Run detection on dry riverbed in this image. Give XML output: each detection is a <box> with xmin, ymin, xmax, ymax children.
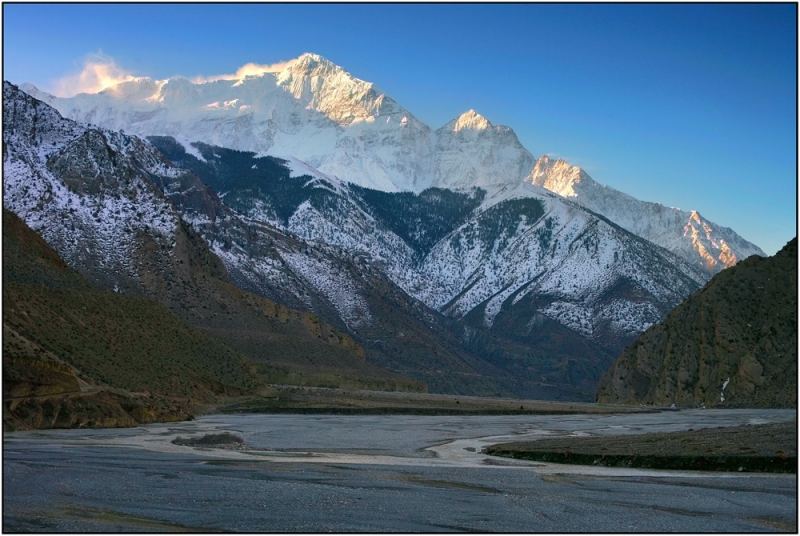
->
<box><xmin>5</xmin><ymin>409</ymin><xmax>796</xmax><ymax>532</ymax></box>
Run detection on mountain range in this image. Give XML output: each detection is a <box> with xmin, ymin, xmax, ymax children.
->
<box><xmin>4</xmin><ymin>53</ymin><xmax>768</xmax><ymax>405</ymax></box>
<box><xmin>21</xmin><ymin>52</ymin><xmax>764</xmax><ymax>275</ymax></box>
<box><xmin>2</xmin><ymin>81</ymin><xmax>588</xmax><ymax>400</ymax></box>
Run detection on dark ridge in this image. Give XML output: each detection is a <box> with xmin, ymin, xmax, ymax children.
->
<box><xmin>596</xmin><ymin>237</ymin><xmax>797</xmax><ymax>408</ymax></box>
<box><xmin>350</xmin><ymin>185</ymin><xmax>485</xmax><ymax>258</ymax></box>
<box><xmin>487</xmin><ymin>421</ymin><xmax>797</xmax><ymax>473</ymax></box>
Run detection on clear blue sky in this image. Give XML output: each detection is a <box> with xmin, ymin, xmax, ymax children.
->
<box><xmin>4</xmin><ymin>3</ymin><xmax>796</xmax><ymax>254</ymax></box>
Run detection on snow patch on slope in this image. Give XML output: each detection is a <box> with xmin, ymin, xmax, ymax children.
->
<box><xmin>3</xmin><ymin>83</ymin><xmax>178</xmax><ymax>292</ymax></box>
<box><xmin>281</xmin><ymin>251</ymin><xmax>372</xmax><ymax>330</ymax></box>
<box><xmin>175</xmin><ymin>136</ymin><xmax>207</xmax><ymax>162</ymax></box>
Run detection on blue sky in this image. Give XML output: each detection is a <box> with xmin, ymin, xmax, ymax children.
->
<box><xmin>4</xmin><ymin>3</ymin><xmax>796</xmax><ymax>254</ymax></box>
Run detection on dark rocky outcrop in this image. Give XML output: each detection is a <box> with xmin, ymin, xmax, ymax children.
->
<box><xmin>596</xmin><ymin>238</ymin><xmax>797</xmax><ymax>408</ymax></box>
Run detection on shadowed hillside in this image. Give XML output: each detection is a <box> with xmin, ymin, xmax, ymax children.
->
<box><xmin>596</xmin><ymin>238</ymin><xmax>797</xmax><ymax>408</ymax></box>
<box><xmin>3</xmin><ymin>208</ymin><xmax>262</xmax><ymax>430</ymax></box>
<box><xmin>3</xmin><ymin>205</ymin><xmax>424</xmax><ymax>431</ymax></box>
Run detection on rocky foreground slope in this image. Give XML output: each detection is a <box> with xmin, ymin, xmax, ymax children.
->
<box><xmin>3</xmin><ymin>208</ymin><xmax>259</xmax><ymax>430</ymax></box>
<box><xmin>596</xmin><ymin>238</ymin><xmax>797</xmax><ymax>408</ymax></box>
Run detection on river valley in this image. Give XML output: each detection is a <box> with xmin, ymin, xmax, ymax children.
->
<box><xmin>4</xmin><ymin>409</ymin><xmax>796</xmax><ymax>532</ymax></box>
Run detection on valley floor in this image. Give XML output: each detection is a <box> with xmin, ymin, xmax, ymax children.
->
<box><xmin>4</xmin><ymin>408</ymin><xmax>796</xmax><ymax>532</ymax></box>
<box><xmin>210</xmin><ymin>385</ymin><xmax>652</xmax><ymax>416</ymax></box>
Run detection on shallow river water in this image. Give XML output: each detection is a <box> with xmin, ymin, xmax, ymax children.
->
<box><xmin>4</xmin><ymin>408</ymin><xmax>796</xmax><ymax>532</ymax></box>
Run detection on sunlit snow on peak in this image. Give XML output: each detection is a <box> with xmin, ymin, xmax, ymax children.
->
<box><xmin>144</xmin><ymin>80</ymin><xmax>168</xmax><ymax>103</ymax></box>
<box><xmin>528</xmin><ymin>155</ymin><xmax>760</xmax><ymax>273</ymax></box>
<box><xmin>452</xmin><ymin>110</ymin><xmax>491</xmax><ymax>132</ymax></box>
<box><xmin>296</xmin><ymin>52</ymin><xmax>328</xmax><ymax>63</ymax></box>
<box><xmin>526</xmin><ymin>155</ymin><xmax>584</xmax><ymax>198</ymax></box>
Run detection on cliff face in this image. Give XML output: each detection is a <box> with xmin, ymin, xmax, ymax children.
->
<box><xmin>596</xmin><ymin>238</ymin><xmax>797</xmax><ymax>408</ymax></box>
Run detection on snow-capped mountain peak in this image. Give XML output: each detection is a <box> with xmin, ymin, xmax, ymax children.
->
<box><xmin>527</xmin><ymin>154</ymin><xmax>588</xmax><ymax>198</ymax></box>
<box><xmin>100</xmin><ymin>76</ymin><xmax>168</xmax><ymax>103</ymax></box>
<box><xmin>274</xmin><ymin>52</ymin><xmax>393</xmax><ymax>126</ymax></box>
<box><xmin>431</xmin><ymin>110</ymin><xmax>535</xmax><ymax>190</ymax></box>
<box><xmin>525</xmin><ymin>154</ymin><xmax>765</xmax><ymax>273</ymax></box>
<box><xmin>18</xmin><ymin>82</ymin><xmax>44</xmax><ymax>97</ymax></box>
<box><xmin>451</xmin><ymin>109</ymin><xmax>492</xmax><ymax>132</ymax></box>
<box><xmin>289</xmin><ymin>52</ymin><xmax>339</xmax><ymax>74</ymax></box>
<box><xmin>18</xmin><ymin>54</ymin><xmax>537</xmax><ymax>194</ymax></box>
<box><xmin>16</xmin><ymin>82</ymin><xmax>57</xmax><ymax>106</ymax></box>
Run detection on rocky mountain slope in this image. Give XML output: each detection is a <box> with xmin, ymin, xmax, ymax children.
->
<box><xmin>147</xmin><ymin>135</ymin><xmax>709</xmax><ymax>360</ymax></box>
<box><xmin>527</xmin><ymin>155</ymin><xmax>765</xmax><ymax>274</ymax></box>
<box><xmin>140</xmin><ymin>136</ymin><xmax>623</xmax><ymax>399</ymax></box>
<box><xmin>3</xmin><ymin>208</ymin><xmax>260</xmax><ymax>430</ymax></box>
<box><xmin>596</xmin><ymin>238</ymin><xmax>796</xmax><ymax>408</ymax></box>
<box><xmin>5</xmin><ymin>81</ymin><xmax>696</xmax><ymax>401</ymax></box>
<box><xmin>3</xmin><ymin>81</ymin><xmax>425</xmax><ymax>396</ymax></box>
<box><xmin>8</xmin><ymin>81</ymin><xmax>616</xmax><ymax>400</ymax></box>
<box><xmin>20</xmin><ymin>52</ymin><xmax>764</xmax><ymax>274</ymax></box>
